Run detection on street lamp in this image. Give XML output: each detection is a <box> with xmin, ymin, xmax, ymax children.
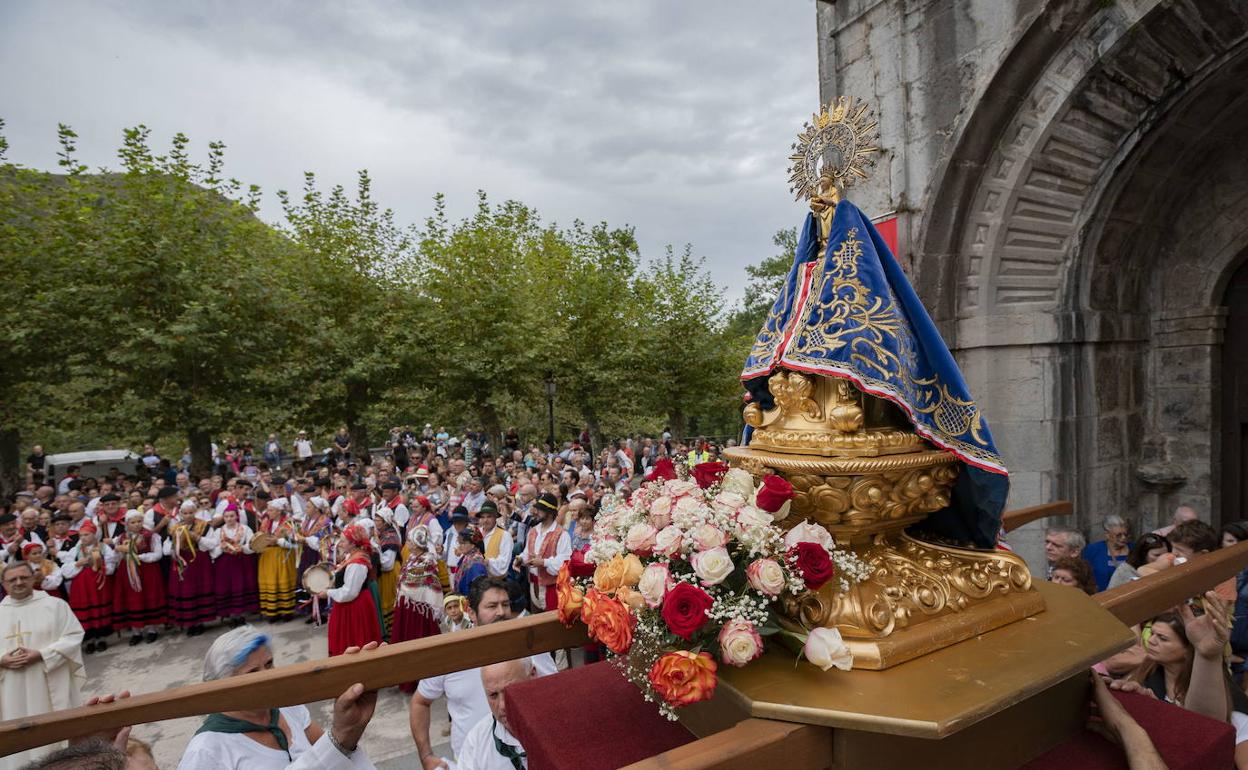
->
<box><xmin>544</xmin><ymin>371</ymin><xmax>557</xmax><ymax>452</ymax></box>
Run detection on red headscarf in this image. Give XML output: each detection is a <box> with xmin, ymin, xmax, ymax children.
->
<box><xmin>342</xmin><ymin>523</ymin><xmax>372</xmax><ymax>551</ymax></box>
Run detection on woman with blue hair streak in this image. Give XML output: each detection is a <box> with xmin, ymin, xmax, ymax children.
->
<box><xmin>177</xmin><ymin>625</ymin><xmax>381</xmax><ymax>769</ymax></box>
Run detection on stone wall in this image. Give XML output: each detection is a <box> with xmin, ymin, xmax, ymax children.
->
<box><xmin>816</xmin><ymin>0</ymin><xmax>1248</xmax><ymax>570</ymax></box>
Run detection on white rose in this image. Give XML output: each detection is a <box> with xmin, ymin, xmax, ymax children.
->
<box><xmin>718</xmin><ymin>618</ymin><xmax>764</xmax><ymax>667</ymax></box>
<box><xmin>720</xmin><ymin>468</ymin><xmax>756</xmax><ymax>500</ymax></box>
<box><xmin>804</xmin><ymin>627</ymin><xmax>853</xmax><ymax>671</ymax></box>
<box><xmin>687</xmin><ymin>522</ymin><xmax>729</xmax><ymax>551</ymax></box>
<box><xmin>783</xmin><ymin>520</ymin><xmax>834</xmax><ymax>551</ymax></box>
<box><xmin>653</xmin><ymin>525</ymin><xmax>685</xmax><ymax>558</ymax></box>
<box><xmin>734</xmin><ymin>504</ymin><xmax>772</xmax><ymax>534</ymax></box>
<box><xmin>637</xmin><ymin>562</ymin><xmax>673</xmax><ymax>608</ymax></box>
<box><xmin>691</xmin><ymin>546</ymin><xmax>734</xmax><ymax>586</ymax></box>
<box><xmin>664</xmin><ymin>479</ymin><xmax>697</xmax><ymax>497</ymax></box>
<box><xmin>674</xmin><ymin>496</ymin><xmax>703</xmax><ymax>516</ymax></box>
<box><xmin>746</xmin><ymin>558</ymin><xmax>786</xmax><ymax>597</ymax></box>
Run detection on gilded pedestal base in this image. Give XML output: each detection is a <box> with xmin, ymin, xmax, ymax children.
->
<box><xmin>680</xmin><ymin>582</ymin><xmax>1136</xmax><ymax>769</ymax></box>
<box><xmin>781</xmin><ymin>532</ymin><xmax>1045</xmax><ymax>670</ymax></box>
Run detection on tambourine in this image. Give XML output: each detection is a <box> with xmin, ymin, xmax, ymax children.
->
<box><xmin>249</xmin><ymin>532</ymin><xmax>276</xmax><ymax>553</ymax></box>
<box><xmin>302</xmin><ymin>563</ymin><xmax>334</xmax><ymax>594</ymax></box>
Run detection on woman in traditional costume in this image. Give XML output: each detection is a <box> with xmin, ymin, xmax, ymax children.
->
<box><xmin>295</xmin><ymin>496</ymin><xmax>333</xmax><ymax>626</ymax></box>
<box><xmin>374</xmin><ymin>508</ymin><xmax>402</xmax><ymax>634</ymax></box>
<box><xmin>21</xmin><ymin>542</ymin><xmax>65</xmax><ymax>598</ymax></box>
<box><xmin>164</xmin><ymin>499</ymin><xmax>219</xmax><ymax>636</ymax></box>
<box><xmin>211</xmin><ymin>505</ymin><xmax>259</xmax><ymax>628</ymax></box>
<box><xmin>321</xmin><ymin>523</ymin><xmax>382</xmax><ymax>657</ymax></box>
<box><xmin>113</xmin><ymin>509</ymin><xmax>168</xmax><ymax>645</ymax></box>
<box><xmin>452</xmin><ymin>525</ymin><xmax>488</xmax><ymax>599</ymax></box>
<box><xmin>391</xmin><ymin>525</ymin><xmax>442</xmax><ymax>693</ymax></box>
<box><xmin>60</xmin><ymin>520</ymin><xmax>117</xmax><ymax>653</ymax></box>
<box><xmin>256</xmin><ymin>500</ymin><xmax>299</xmax><ymax>621</ymax></box>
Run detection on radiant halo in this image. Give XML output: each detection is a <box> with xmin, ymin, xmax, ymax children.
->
<box><xmin>788</xmin><ymin>96</ymin><xmax>881</xmax><ymax>201</ymax></box>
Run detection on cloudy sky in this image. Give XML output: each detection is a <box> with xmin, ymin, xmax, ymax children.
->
<box><xmin>1</xmin><ymin>1</ymin><xmax>819</xmax><ymax>304</ymax></box>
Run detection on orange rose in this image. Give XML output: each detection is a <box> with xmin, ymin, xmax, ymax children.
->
<box><xmin>593</xmin><ymin>553</ymin><xmax>645</xmax><ymax>595</ymax></box>
<box><xmin>616</xmin><ymin>586</ymin><xmax>647</xmax><ymax>611</ymax></box>
<box><xmin>556</xmin><ymin>564</ymin><xmax>584</xmax><ymax>627</ymax></box>
<box><xmin>582</xmin><ymin>588</ymin><xmax>634</xmax><ymax>654</ymax></box>
<box><xmin>648</xmin><ymin>650</ymin><xmax>718</xmax><ymax>708</ymax></box>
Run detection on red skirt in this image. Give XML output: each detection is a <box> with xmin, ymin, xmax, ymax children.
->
<box><xmin>167</xmin><ymin>553</ymin><xmax>217</xmax><ymax>627</ymax></box>
<box><xmin>68</xmin><ymin>568</ymin><xmax>113</xmax><ymax>632</ymax></box>
<box><xmin>328</xmin><ymin>593</ymin><xmax>382</xmax><ymax>657</ymax></box>
<box><xmin>391</xmin><ymin>599</ymin><xmax>440</xmax><ymax>692</ymax></box>
<box><xmin>113</xmin><ymin>561</ymin><xmax>167</xmax><ymax>629</ymax></box>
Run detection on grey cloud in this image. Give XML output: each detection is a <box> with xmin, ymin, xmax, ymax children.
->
<box><xmin>1</xmin><ymin>1</ymin><xmax>820</xmax><ymax>303</ymax></box>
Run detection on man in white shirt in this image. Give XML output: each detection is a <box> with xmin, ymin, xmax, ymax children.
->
<box><xmin>409</xmin><ymin>578</ymin><xmax>556</xmax><ymax>769</ymax></box>
<box><xmin>477</xmin><ymin>503</ymin><xmax>513</xmax><ymax>578</ymax></box>
<box><xmin>457</xmin><ymin>659</ymin><xmax>532</xmax><ymax>770</ymax></box>
<box><xmin>295</xmin><ymin>431</ymin><xmax>314</xmax><ymax>463</ymax></box>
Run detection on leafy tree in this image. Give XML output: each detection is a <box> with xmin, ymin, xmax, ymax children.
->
<box><xmin>726</xmin><ymin>227</ymin><xmax>798</xmax><ymax>338</ymax></box>
<box><xmin>278</xmin><ymin>170</ymin><xmax>426</xmax><ymax>455</ymax></box>
<box><xmin>77</xmin><ymin>127</ymin><xmax>311</xmax><ymax>476</ymax></box>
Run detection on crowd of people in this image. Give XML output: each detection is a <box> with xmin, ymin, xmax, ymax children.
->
<box><xmin>1039</xmin><ymin>504</ymin><xmax>1248</xmax><ymax>767</ymax></box>
<box><xmin>0</xmin><ymin>428</ymin><xmax>728</xmax><ymax>770</ymax></box>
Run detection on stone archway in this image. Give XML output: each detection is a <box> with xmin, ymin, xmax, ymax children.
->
<box><xmin>908</xmin><ymin>0</ymin><xmax>1248</xmax><ymax>551</ymax></box>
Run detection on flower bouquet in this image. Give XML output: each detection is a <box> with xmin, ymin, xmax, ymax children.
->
<box><xmin>557</xmin><ymin>461</ymin><xmax>870</xmax><ymax>718</ymax></box>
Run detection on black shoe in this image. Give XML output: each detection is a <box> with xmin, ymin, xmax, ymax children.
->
<box><xmin>129</xmin><ymin>635</ymin><xmax>142</xmax><ymax>646</ymax></box>
<box><xmin>84</xmin><ymin>640</ymin><xmax>97</xmax><ymax>654</ymax></box>
<box><xmin>145</xmin><ymin>631</ymin><xmax>158</xmax><ymax>644</ymax></box>
<box><xmin>187</xmin><ymin>625</ymin><xmax>202</xmax><ymax>637</ymax></box>
<box><xmin>304</xmin><ymin>616</ymin><xmax>315</xmax><ymax>625</ymax></box>
<box><xmin>96</xmin><ymin>639</ymin><xmax>108</xmax><ymax>652</ymax></box>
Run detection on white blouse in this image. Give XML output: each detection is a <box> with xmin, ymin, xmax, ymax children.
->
<box><xmin>176</xmin><ymin>705</ymin><xmax>374</xmax><ymax>770</ymax></box>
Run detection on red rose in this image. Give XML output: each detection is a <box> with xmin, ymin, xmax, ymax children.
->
<box><xmin>661</xmin><ymin>582</ymin><xmax>714</xmax><ymax>640</ymax></box>
<box><xmin>790</xmin><ymin>542</ymin><xmax>835</xmax><ymax>590</ymax></box>
<box><xmin>755</xmin><ymin>474</ymin><xmax>794</xmax><ymax>513</ymax></box>
<box><xmin>692</xmin><ymin>462</ymin><xmax>729</xmax><ymax>489</ymax></box>
<box><xmin>645</xmin><ymin>457</ymin><xmax>677</xmax><ymax>483</ymax></box>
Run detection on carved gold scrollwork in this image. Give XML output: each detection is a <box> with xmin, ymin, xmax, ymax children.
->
<box><xmin>791</xmin><ymin>533</ymin><xmax>1035</xmax><ymax>641</ymax></box>
<box><xmin>782</xmin><ymin>463</ymin><xmax>957</xmax><ymax>528</ymax></box>
<box><xmin>768</xmin><ymin>370</ymin><xmax>823</xmax><ymax>421</ymax></box>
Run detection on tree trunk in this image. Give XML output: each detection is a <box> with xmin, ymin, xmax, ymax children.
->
<box><xmin>583</xmin><ymin>403</ymin><xmax>603</xmax><ymax>461</ymax></box>
<box><xmin>345</xmin><ymin>381</ymin><xmax>371</xmax><ymax>462</ymax></box>
<box><xmin>188</xmin><ymin>428</ymin><xmax>213</xmax><ymax>479</ymax></box>
<box><xmin>0</xmin><ymin>426</ymin><xmax>21</xmax><ymax>500</ymax></box>
<box><xmin>667</xmin><ymin>406</ymin><xmax>687</xmax><ymax>442</ymax></box>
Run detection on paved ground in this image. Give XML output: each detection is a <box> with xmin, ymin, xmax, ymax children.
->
<box><xmin>83</xmin><ymin>619</ymin><xmax>451</xmax><ymax>769</ymax></box>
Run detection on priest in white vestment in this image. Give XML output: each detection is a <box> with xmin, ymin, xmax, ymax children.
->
<box><xmin>0</xmin><ymin>561</ymin><xmax>86</xmax><ymax>769</ymax></box>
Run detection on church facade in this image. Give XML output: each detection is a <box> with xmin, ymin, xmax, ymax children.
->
<box><xmin>815</xmin><ymin>0</ymin><xmax>1248</xmax><ymax>566</ymax></box>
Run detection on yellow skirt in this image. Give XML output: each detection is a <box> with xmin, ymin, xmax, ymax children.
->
<box><xmin>378</xmin><ymin>565</ymin><xmax>398</xmax><ymax>633</ymax></box>
<box><xmin>257</xmin><ymin>547</ymin><xmax>298</xmax><ymax>618</ymax></box>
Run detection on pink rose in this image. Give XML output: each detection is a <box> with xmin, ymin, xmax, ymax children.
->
<box><xmin>718</xmin><ymin>618</ymin><xmax>764</xmax><ymax>667</ymax></box>
<box><xmin>649</xmin><ymin>496</ymin><xmax>674</xmax><ymax>529</ymax></box>
<box><xmin>687</xmin><ymin>523</ymin><xmax>729</xmax><ymax>552</ymax></box>
<box><xmin>746</xmin><ymin>558</ymin><xmax>786</xmax><ymax>597</ymax></box>
<box><xmin>624</xmin><ymin>522</ymin><xmax>658</xmax><ymax>554</ymax></box>
<box><xmin>654</xmin><ymin>525</ymin><xmax>685</xmax><ymax>558</ymax></box>
<box><xmin>637</xmin><ymin>562</ymin><xmax>674</xmax><ymax>608</ymax></box>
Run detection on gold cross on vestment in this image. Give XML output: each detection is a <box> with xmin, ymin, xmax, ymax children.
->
<box><xmin>5</xmin><ymin>620</ymin><xmax>31</xmax><ymax>651</ymax></box>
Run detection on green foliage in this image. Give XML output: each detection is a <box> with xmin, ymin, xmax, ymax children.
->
<box><xmin>1</xmin><ymin>120</ymin><xmax>755</xmax><ymax>480</ymax></box>
<box><xmin>726</xmin><ymin>227</ymin><xmax>797</xmax><ymax>339</ymax></box>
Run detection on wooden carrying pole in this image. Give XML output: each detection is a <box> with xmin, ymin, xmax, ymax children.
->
<box><xmin>0</xmin><ymin>612</ymin><xmax>588</xmax><ymax>757</ymax></box>
<box><xmin>1001</xmin><ymin>500</ymin><xmax>1072</xmax><ymax>533</ymax></box>
<box><xmin>1094</xmin><ymin>540</ymin><xmax>1248</xmax><ymax>627</ymax></box>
